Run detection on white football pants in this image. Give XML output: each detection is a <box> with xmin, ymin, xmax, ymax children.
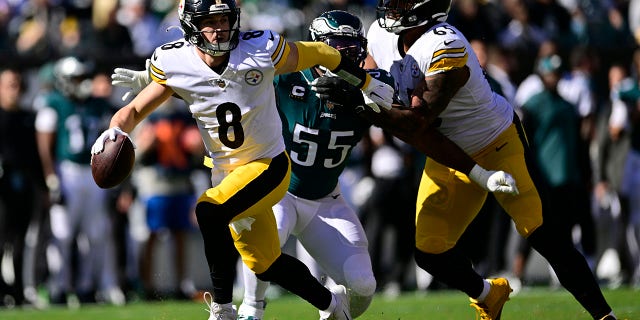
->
<box><xmin>47</xmin><ymin>160</ymin><xmax>118</xmax><ymax>296</ymax></box>
<box><xmin>241</xmin><ymin>186</ymin><xmax>375</xmax><ymax>317</ymax></box>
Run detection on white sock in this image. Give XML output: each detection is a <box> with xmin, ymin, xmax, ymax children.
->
<box><xmin>475</xmin><ymin>280</ymin><xmax>491</xmax><ymax>302</ymax></box>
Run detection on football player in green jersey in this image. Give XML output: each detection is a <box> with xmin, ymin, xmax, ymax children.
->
<box><xmin>236</xmin><ymin>11</ymin><xmax>380</xmax><ymax>319</ymax></box>
<box><xmin>35</xmin><ymin>56</ymin><xmax>124</xmax><ymax>305</ymax></box>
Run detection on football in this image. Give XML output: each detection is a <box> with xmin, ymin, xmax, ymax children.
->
<box><xmin>91</xmin><ymin>134</ymin><xmax>135</xmax><ymax>189</ymax></box>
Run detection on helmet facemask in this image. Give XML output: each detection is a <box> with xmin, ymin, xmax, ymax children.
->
<box><xmin>324</xmin><ymin>36</ymin><xmax>367</xmax><ymax>67</ymax></box>
<box><xmin>178</xmin><ymin>0</ymin><xmax>241</xmax><ymax>57</ymax></box>
<box><xmin>377</xmin><ymin>0</ymin><xmax>451</xmax><ymax>34</ymax></box>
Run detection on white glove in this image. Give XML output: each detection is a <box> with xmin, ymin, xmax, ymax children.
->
<box><xmin>361</xmin><ymin>76</ymin><xmax>394</xmax><ymax>112</ymax></box>
<box><xmin>468</xmin><ymin>164</ymin><xmax>519</xmax><ymax>195</ymax></box>
<box><xmin>91</xmin><ymin>127</ymin><xmax>136</xmax><ymax>155</ymax></box>
<box><xmin>361</xmin><ymin>92</ymin><xmax>380</xmax><ymax>113</ymax></box>
<box><xmin>111</xmin><ymin>59</ymin><xmax>151</xmax><ymax>101</ymax></box>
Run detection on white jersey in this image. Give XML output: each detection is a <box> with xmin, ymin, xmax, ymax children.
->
<box><xmin>367</xmin><ymin>22</ymin><xmax>513</xmax><ymax>155</ymax></box>
<box><xmin>149</xmin><ymin>30</ymin><xmax>288</xmax><ymax>171</ymax></box>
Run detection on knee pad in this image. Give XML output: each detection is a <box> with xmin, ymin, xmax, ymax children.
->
<box><xmin>349</xmin><ymin>293</ymin><xmax>373</xmax><ymax>318</ymax></box>
<box><xmin>343</xmin><ymin>254</ymin><xmax>376</xmax><ymax>297</ymax></box>
<box><xmin>343</xmin><ymin>253</ymin><xmax>375</xmax><ymax>318</ymax></box>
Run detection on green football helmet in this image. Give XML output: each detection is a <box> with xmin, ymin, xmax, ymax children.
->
<box><xmin>309</xmin><ymin>10</ymin><xmax>368</xmax><ymax>66</ymax></box>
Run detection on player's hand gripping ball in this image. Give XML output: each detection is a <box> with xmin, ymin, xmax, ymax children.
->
<box><xmin>91</xmin><ymin>128</ymin><xmax>136</xmax><ymax>189</ymax></box>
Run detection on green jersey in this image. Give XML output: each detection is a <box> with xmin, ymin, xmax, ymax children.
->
<box><xmin>522</xmin><ymin>90</ymin><xmax>581</xmax><ymax>187</ymax></box>
<box><xmin>274</xmin><ymin>68</ymin><xmax>391</xmax><ymax>200</ymax></box>
<box><xmin>618</xmin><ymin>79</ymin><xmax>640</xmax><ymax>151</ymax></box>
<box><xmin>45</xmin><ymin>91</ymin><xmax>114</xmax><ymax>164</ymax></box>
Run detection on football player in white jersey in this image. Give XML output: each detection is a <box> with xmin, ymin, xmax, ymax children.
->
<box><xmin>90</xmin><ymin>0</ymin><xmax>395</xmax><ymax>319</ymax></box>
<box><xmin>315</xmin><ymin>0</ymin><xmax>617</xmax><ymax>319</ymax></box>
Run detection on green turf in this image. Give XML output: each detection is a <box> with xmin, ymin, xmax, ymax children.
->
<box><xmin>1</xmin><ymin>287</ymin><xmax>638</xmax><ymax>319</ymax></box>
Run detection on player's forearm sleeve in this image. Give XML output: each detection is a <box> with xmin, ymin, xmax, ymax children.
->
<box><xmin>293</xmin><ymin>41</ymin><xmax>371</xmax><ymax>89</ymax></box>
<box><xmin>294</xmin><ymin>41</ymin><xmax>341</xmax><ymax>71</ymax></box>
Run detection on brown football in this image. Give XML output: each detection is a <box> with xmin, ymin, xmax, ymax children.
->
<box><xmin>91</xmin><ymin>134</ymin><xmax>135</xmax><ymax>189</ymax></box>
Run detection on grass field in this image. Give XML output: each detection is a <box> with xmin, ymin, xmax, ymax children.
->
<box><xmin>1</xmin><ymin>287</ymin><xmax>638</xmax><ymax>319</ymax></box>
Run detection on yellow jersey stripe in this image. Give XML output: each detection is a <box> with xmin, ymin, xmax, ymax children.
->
<box><xmin>431</xmin><ymin>46</ymin><xmax>467</xmax><ymax>71</ymax></box>
<box><xmin>149</xmin><ymin>62</ymin><xmax>167</xmax><ymax>85</ymax></box>
<box><xmin>429</xmin><ymin>46</ymin><xmax>468</xmax><ymax>73</ymax></box>
<box><xmin>271</xmin><ymin>36</ymin><xmax>285</xmax><ymax>61</ymax></box>
<box><xmin>271</xmin><ymin>37</ymin><xmax>289</xmax><ymax>68</ymax></box>
<box><xmin>428</xmin><ymin>54</ymin><xmax>469</xmax><ymax>73</ymax></box>
<box><xmin>433</xmin><ymin>47</ymin><xmax>466</xmax><ymax>59</ymax></box>
<box><xmin>203</xmin><ymin>156</ymin><xmax>213</xmax><ymax>168</ymax></box>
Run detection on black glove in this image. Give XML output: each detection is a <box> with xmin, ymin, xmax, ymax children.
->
<box><xmin>311</xmin><ymin>76</ymin><xmax>365</xmax><ymax>109</ymax></box>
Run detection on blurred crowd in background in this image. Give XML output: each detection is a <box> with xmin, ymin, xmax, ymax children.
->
<box><xmin>1</xmin><ymin>0</ymin><xmax>640</xmax><ymax>310</ymax></box>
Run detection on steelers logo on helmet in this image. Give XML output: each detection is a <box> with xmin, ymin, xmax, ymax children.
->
<box><xmin>178</xmin><ymin>0</ymin><xmax>241</xmax><ymax>57</ymax></box>
<box><xmin>377</xmin><ymin>0</ymin><xmax>452</xmax><ymax>34</ymax></box>
<box><xmin>309</xmin><ymin>10</ymin><xmax>368</xmax><ymax>66</ymax></box>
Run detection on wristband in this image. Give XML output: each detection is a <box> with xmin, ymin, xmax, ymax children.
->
<box><xmin>468</xmin><ymin>164</ymin><xmax>490</xmax><ymax>189</ymax></box>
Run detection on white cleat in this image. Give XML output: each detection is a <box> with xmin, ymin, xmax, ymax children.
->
<box><xmin>203</xmin><ymin>292</ymin><xmax>237</xmax><ymax>320</ymax></box>
<box><xmin>104</xmin><ymin>287</ymin><xmax>126</xmax><ymax>306</ymax></box>
<box><xmin>237</xmin><ymin>300</ymin><xmax>266</xmax><ymax>320</ymax></box>
<box><xmin>319</xmin><ymin>285</ymin><xmax>352</xmax><ymax>320</ymax></box>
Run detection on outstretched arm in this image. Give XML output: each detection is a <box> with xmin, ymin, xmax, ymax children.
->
<box><xmin>314</xmin><ymin>66</ymin><xmax>518</xmax><ymax>194</ymax></box>
<box><xmin>111</xmin><ymin>41</ymin><xmax>393</xmax><ymax>112</ymax></box>
<box><xmin>357</xmin><ymin>105</ymin><xmax>517</xmax><ymax>194</ymax></box>
<box><xmin>277</xmin><ymin>40</ymin><xmax>394</xmax><ymax>111</ymax></box>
